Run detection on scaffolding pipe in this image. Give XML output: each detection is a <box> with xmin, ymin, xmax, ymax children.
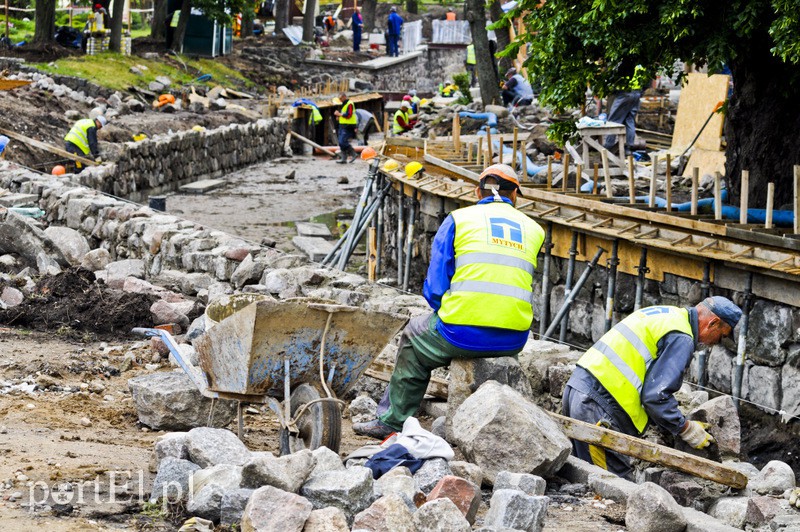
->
<box><xmin>634</xmin><ymin>247</ymin><xmax>648</xmax><ymax>311</ymax></box>
<box><xmin>334</xmin><ymin>183</ymin><xmax>393</xmax><ymax>268</ymax></box>
<box><xmin>732</xmin><ymin>272</ymin><xmax>753</xmax><ymax>409</ymax></box>
<box><xmin>697</xmin><ymin>262</ymin><xmax>712</xmax><ymax>388</ymax></box>
<box><xmin>560</xmin><ymin>231</ymin><xmax>580</xmax><ymax>343</ymax></box>
<box><xmin>402</xmin><ymin>195</ymin><xmax>418</xmax><ymax>291</ymax></box>
<box><xmin>604</xmin><ymin>240</ymin><xmax>619</xmax><ymax>332</ymax></box>
<box><xmin>544</xmin><ymin>247</ymin><xmax>606</xmax><ymax>341</ymax></box>
<box><xmin>375</xmin><ymin>174</ymin><xmax>384</xmax><ymax>276</ymax></box>
<box><xmin>397</xmin><ymin>184</ymin><xmax>405</xmax><ymax>283</ymax></box>
<box><xmin>538</xmin><ymin>221</ymin><xmax>554</xmax><ymax>338</ymax></box>
<box><xmin>337</xmin><ymin>169</ymin><xmax>375</xmax><ymax>270</ymax></box>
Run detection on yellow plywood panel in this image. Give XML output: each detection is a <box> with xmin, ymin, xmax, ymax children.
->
<box><xmin>682</xmin><ymin>148</ymin><xmax>726</xmax><ymax>178</ymax></box>
<box><xmin>671</xmin><ymin>73</ymin><xmax>730</xmax><ymax>152</ymax></box>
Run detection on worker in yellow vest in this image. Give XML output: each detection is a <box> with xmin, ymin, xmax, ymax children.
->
<box><xmin>465</xmin><ymin>43</ymin><xmax>476</xmax><ymax>87</ymax></box>
<box><xmin>64</xmin><ymin>115</ymin><xmax>106</xmax><ymax>171</ymax></box>
<box><xmin>333</xmin><ymin>92</ymin><xmax>358</xmax><ymax>163</ymax></box>
<box><xmin>562</xmin><ymin>296</ymin><xmax>742</xmax><ymax>479</ymax></box>
<box><xmin>392</xmin><ymin>101</ymin><xmax>415</xmax><ymax>135</ymax></box>
<box><xmin>353</xmin><ymin>164</ymin><xmax>545</xmax><ymax>439</ymax></box>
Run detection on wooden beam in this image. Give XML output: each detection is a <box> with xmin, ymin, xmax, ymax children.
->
<box><xmin>0</xmin><ymin>127</ymin><xmax>98</xmax><ymax>167</ymax></box>
<box><xmin>289</xmin><ymin>131</ymin><xmax>337</xmax><ymax>158</ymax></box>
<box><xmin>549</xmin><ymin>412</ymin><xmax>748</xmax><ymax>489</ymax></box>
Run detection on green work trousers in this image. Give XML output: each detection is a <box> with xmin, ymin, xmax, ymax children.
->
<box><xmin>378</xmin><ymin>312</ymin><xmax>523</xmax><ymax>430</ymax></box>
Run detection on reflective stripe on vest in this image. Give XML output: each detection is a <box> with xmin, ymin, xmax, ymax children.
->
<box><xmin>466</xmin><ymin>44</ymin><xmax>476</xmax><ymax>65</ymax></box>
<box><xmin>393</xmin><ymin>109</ymin><xmax>408</xmax><ymax>134</ymax></box>
<box><xmin>438</xmin><ymin>201</ymin><xmax>545</xmax><ymax>330</ymax></box>
<box><xmin>64</xmin><ymin>118</ymin><xmax>94</xmax><ymax>155</ymax></box>
<box><xmin>339</xmin><ymin>101</ymin><xmax>357</xmax><ymax>125</ymax></box>
<box><xmin>577</xmin><ymin>306</ymin><xmax>694</xmax><ymax>433</ymax></box>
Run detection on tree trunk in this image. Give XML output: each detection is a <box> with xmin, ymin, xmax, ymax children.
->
<box><xmin>274</xmin><ymin>0</ymin><xmax>289</xmax><ymax>32</ymax></box>
<box><xmin>33</xmin><ymin>0</ymin><xmax>56</xmax><ymax>44</ymax></box>
<box><xmin>405</xmin><ymin>0</ymin><xmax>417</xmax><ymax>15</ymax></box>
<box><xmin>362</xmin><ymin>0</ymin><xmax>376</xmax><ymax>32</ymax></box>
<box><xmin>465</xmin><ymin>0</ymin><xmax>500</xmax><ymax>105</ymax></box>
<box><xmin>242</xmin><ymin>5</ymin><xmax>254</xmax><ymax>37</ymax></box>
<box><xmin>725</xmin><ymin>35</ymin><xmax>800</xmax><ymax>212</ymax></box>
<box><xmin>151</xmin><ymin>0</ymin><xmax>167</xmax><ymax>39</ymax></box>
<box><xmin>109</xmin><ymin>0</ymin><xmax>125</xmax><ymax>52</ymax></box>
<box><xmin>488</xmin><ymin>0</ymin><xmax>511</xmax><ymax>75</ymax></box>
<box><xmin>302</xmin><ymin>0</ymin><xmax>317</xmax><ymax>42</ymax></box>
<box><xmin>170</xmin><ymin>0</ymin><xmax>191</xmax><ymax>51</ymax></box>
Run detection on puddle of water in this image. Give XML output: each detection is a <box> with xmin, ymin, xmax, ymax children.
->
<box><xmin>274</xmin><ymin>207</ymin><xmax>356</xmax><ymax>238</ymax></box>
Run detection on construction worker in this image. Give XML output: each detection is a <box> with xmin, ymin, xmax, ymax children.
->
<box><xmin>445</xmin><ymin>7</ymin><xmax>456</xmax><ymax>21</ymax></box>
<box><xmin>408</xmin><ymin>89</ymin><xmax>421</xmax><ymax>114</ymax></box>
<box><xmin>333</xmin><ymin>93</ymin><xmax>358</xmax><ymax>163</ymax></box>
<box><xmin>353</xmin><ymin>164</ymin><xmax>544</xmax><ymax>439</ymax></box>
<box><xmin>355</xmin><ymin>108</ymin><xmax>377</xmax><ymax>145</ymax></box>
<box><xmin>562</xmin><ymin>296</ymin><xmax>742</xmax><ymax>479</ymax></box>
<box><xmin>392</xmin><ymin>101</ymin><xmax>414</xmax><ymax>135</ymax></box>
<box><xmin>352</xmin><ymin>7</ymin><xmax>363</xmax><ymax>52</ymax></box>
<box><xmin>386</xmin><ymin>7</ymin><xmax>403</xmax><ymax>57</ymax></box>
<box><xmin>64</xmin><ymin>115</ymin><xmax>106</xmax><ymax>170</ymax></box>
<box><xmin>465</xmin><ymin>44</ymin><xmax>476</xmax><ymax>87</ymax></box>
<box><xmin>501</xmin><ymin>67</ymin><xmax>534</xmax><ymax>107</ymax></box>
<box><xmin>603</xmin><ymin>65</ymin><xmax>648</xmax><ymax>155</ymax></box>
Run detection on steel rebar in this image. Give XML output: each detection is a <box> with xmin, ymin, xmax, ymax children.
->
<box><xmin>732</xmin><ymin>272</ymin><xmax>753</xmax><ymax>409</ymax></box>
<box><xmin>538</xmin><ymin>222</ymin><xmax>554</xmax><ymax>337</ymax></box>
<box><xmin>559</xmin><ymin>231</ymin><xmax>580</xmax><ymax>343</ymax></box>
<box><xmin>634</xmin><ymin>248</ymin><xmax>648</xmax><ymax>311</ymax></box>
<box><xmin>402</xmin><ymin>196</ymin><xmax>418</xmax><ymax>291</ymax></box>
<box><xmin>697</xmin><ymin>261</ymin><xmax>712</xmax><ymax>388</ymax></box>
<box><xmin>604</xmin><ymin>240</ymin><xmax>619</xmax><ymax>333</ymax></box>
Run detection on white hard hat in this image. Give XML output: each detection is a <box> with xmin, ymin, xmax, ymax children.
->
<box><xmin>96</xmin><ymin>116</ymin><xmax>107</xmax><ymax>127</ymax></box>
<box><xmin>400</xmin><ymin>101</ymin><xmax>410</xmax><ymax>109</ymax></box>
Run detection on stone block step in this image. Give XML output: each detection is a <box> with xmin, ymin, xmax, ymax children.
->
<box><xmin>0</xmin><ymin>193</ymin><xmax>38</xmax><ymax>207</ymax></box>
<box><xmin>179</xmin><ymin>179</ymin><xmax>226</xmax><ymax>194</ymax></box>
<box><xmin>292</xmin><ymin>236</ymin><xmax>335</xmax><ymax>262</ymax></box>
<box><xmin>295</xmin><ymin>222</ymin><xmax>332</xmax><ymax>237</ymax></box>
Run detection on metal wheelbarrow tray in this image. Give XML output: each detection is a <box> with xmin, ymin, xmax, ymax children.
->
<box><xmin>135</xmin><ymin>298</ymin><xmax>407</xmax><ymax>454</ymax></box>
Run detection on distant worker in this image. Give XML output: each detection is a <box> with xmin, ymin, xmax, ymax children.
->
<box><xmin>64</xmin><ymin>116</ymin><xmax>106</xmax><ymax>170</ymax></box>
<box><xmin>603</xmin><ymin>66</ymin><xmax>647</xmax><ymax>156</ymax></box>
<box><xmin>333</xmin><ymin>93</ymin><xmax>358</xmax><ymax>163</ymax></box>
<box><xmin>352</xmin><ymin>7</ymin><xmax>363</xmax><ymax>52</ymax></box>
<box><xmin>392</xmin><ymin>101</ymin><xmax>415</xmax><ymax>135</ymax></box>
<box><xmin>387</xmin><ymin>7</ymin><xmax>403</xmax><ymax>57</ymax></box>
<box><xmin>438</xmin><ymin>81</ymin><xmax>457</xmax><ymax>97</ymax></box>
<box><xmin>355</xmin><ymin>108</ymin><xmax>378</xmax><ymax>146</ymax></box>
<box><xmin>562</xmin><ymin>297</ymin><xmax>742</xmax><ymax>479</ymax></box>
<box><xmin>445</xmin><ymin>7</ymin><xmax>456</xmax><ymax>21</ymax></box>
<box><xmin>408</xmin><ymin>89</ymin><xmax>421</xmax><ymax>113</ymax></box>
<box><xmin>501</xmin><ymin>67</ymin><xmax>534</xmax><ymax>107</ymax></box>
<box><xmin>353</xmin><ymin>164</ymin><xmax>545</xmax><ymax>439</ymax></box>
<box><xmin>323</xmin><ymin>11</ymin><xmax>336</xmax><ymax>35</ymax></box>
<box><xmin>465</xmin><ymin>43</ymin><xmax>476</xmax><ymax>87</ymax></box>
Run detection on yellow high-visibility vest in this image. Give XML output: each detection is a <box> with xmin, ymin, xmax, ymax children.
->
<box><xmin>338</xmin><ymin>100</ymin><xmax>357</xmax><ymax>125</ymax></box>
<box><xmin>393</xmin><ymin>108</ymin><xmax>409</xmax><ymax>134</ymax></box>
<box><xmin>64</xmin><ymin>118</ymin><xmax>95</xmax><ymax>155</ymax></box>
<box><xmin>308</xmin><ymin>106</ymin><xmax>323</xmax><ymax>125</ymax></box>
<box><xmin>438</xmin><ymin>200</ymin><xmax>544</xmax><ymax>330</ymax></box>
<box><xmin>466</xmin><ymin>44</ymin><xmax>476</xmax><ymax>65</ymax></box>
<box><xmin>577</xmin><ymin>306</ymin><xmax>694</xmax><ymax>433</ymax></box>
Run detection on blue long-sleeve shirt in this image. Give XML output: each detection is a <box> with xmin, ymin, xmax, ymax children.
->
<box><xmin>387</xmin><ymin>12</ymin><xmax>403</xmax><ymax>35</ymax></box>
<box><xmin>568</xmin><ymin>307</ymin><xmax>699</xmax><ymax>436</ymax></box>
<box><xmin>423</xmin><ymin>196</ymin><xmax>531</xmax><ymax>352</ymax></box>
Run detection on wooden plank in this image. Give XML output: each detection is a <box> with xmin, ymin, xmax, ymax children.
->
<box><xmin>289</xmin><ymin>131</ymin><xmax>337</xmax><ymax>158</ymax></box>
<box><xmin>565</xmin><ymin>141</ymin><xmax>583</xmax><ymax>166</ymax></box>
<box><xmin>585</xmin><ymin>135</ymin><xmax>625</xmax><ymax>169</ymax></box>
<box><xmin>549</xmin><ymin>412</ymin><xmax>748</xmax><ymax>489</ymax></box>
<box><xmin>0</xmin><ymin>79</ymin><xmax>32</xmax><ymax>90</ymax></box>
<box><xmin>671</xmin><ymin>73</ymin><xmax>729</xmax><ymax>152</ymax></box>
<box><xmin>423</xmin><ymin>153</ymin><xmax>481</xmax><ymax>181</ymax></box>
<box><xmin>0</xmin><ymin>127</ymin><xmax>98</xmax><ymax>167</ymax></box>
<box><xmin>682</xmin><ymin>148</ymin><xmax>725</xmax><ymax>178</ymax></box>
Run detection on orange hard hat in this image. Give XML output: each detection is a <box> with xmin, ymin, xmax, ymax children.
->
<box><xmin>360</xmin><ymin>146</ymin><xmax>378</xmax><ymax>160</ymax></box>
<box><xmin>158</xmin><ymin>94</ymin><xmax>176</xmax><ymax>104</ymax></box>
<box><xmin>51</xmin><ymin>165</ymin><xmax>66</xmax><ymax>176</ymax></box>
<box><xmin>479</xmin><ymin>163</ymin><xmax>522</xmax><ymax>195</ymax></box>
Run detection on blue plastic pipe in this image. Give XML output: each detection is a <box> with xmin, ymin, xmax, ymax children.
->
<box><xmin>459</xmin><ymin>111</ymin><xmax>498</xmax><ymax>128</ymax></box>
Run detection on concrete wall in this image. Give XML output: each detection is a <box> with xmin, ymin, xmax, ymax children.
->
<box><xmin>77</xmin><ymin>118</ymin><xmax>288</xmax><ymax>202</ymax></box>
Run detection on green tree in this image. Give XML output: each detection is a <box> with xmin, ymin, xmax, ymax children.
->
<box><xmin>33</xmin><ymin>0</ymin><xmax>56</xmax><ymax>44</ymax></box>
<box><xmin>466</xmin><ymin>0</ymin><xmax>500</xmax><ymax>105</ymax></box>
<box><xmin>506</xmin><ymin>0</ymin><xmax>800</xmax><ymax>208</ymax></box>
<box><xmin>170</xmin><ymin>0</ymin><xmax>249</xmax><ymax>49</ymax></box>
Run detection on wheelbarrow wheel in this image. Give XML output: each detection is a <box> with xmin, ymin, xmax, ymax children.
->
<box><xmin>279</xmin><ymin>383</ymin><xmax>341</xmax><ymax>456</ymax></box>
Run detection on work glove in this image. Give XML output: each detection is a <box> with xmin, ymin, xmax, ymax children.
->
<box><xmin>679</xmin><ymin>420</ymin><xmax>715</xmax><ymax>449</ymax></box>
<box><xmin>95</xmin><ymin>157</ymin><xmax>103</xmax><ymax>164</ymax></box>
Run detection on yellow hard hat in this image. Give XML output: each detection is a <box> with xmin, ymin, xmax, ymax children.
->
<box><xmin>332</xmin><ymin>97</ymin><xmax>342</xmax><ymax>105</ymax></box>
<box><xmin>404</xmin><ymin>161</ymin><xmax>424</xmax><ymax>178</ymax></box>
<box><xmin>192</xmin><ymin>125</ymin><xmax>206</xmax><ymax>132</ymax></box>
<box><xmin>132</xmin><ymin>133</ymin><xmax>148</xmax><ymax>142</ymax></box>
<box><xmin>419</xmin><ymin>98</ymin><xmax>430</xmax><ymax>107</ymax></box>
<box><xmin>382</xmin><ymin>159</ymin><xmax>400</xmax><ymax>172</ymax></box>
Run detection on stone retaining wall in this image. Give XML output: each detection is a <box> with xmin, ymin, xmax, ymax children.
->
<box><xmin>77</xmin><ymin>118</ymin><xmax>288</xmax><ymax>202</ymax></box>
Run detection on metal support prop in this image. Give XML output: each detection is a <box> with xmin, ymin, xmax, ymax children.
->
<box><xmin>697</xmin><ymin>262</ymin><xmax>712</xmax><ymax>388</ymax></box>
<box><xmin>560</xmin><ymin>232</ymin><xmax>580</xmax><ymax>343</ymax></box>
<box><xmin>732</xmin><ymin>272</ymin><xmax>753</xmax><ymax>409</ymax></box>
<box><xmin>402</xmin><ymin>195</ymin><xmax>419</xmax><ymax>291</ymax></box>
<box><xmin>375</xmin><ymin>174</ymin><xmax>385</xmax><ymax>276</ymax></box>
<box><xmin>337</xmin><ymin>168</ymin><xmax>375</xmax><ymax>270</ymax></box>
<box><xmin>538</xmin><ymin>222</ymin><xmax>554</xmax><ymax>338</ymax></box>
<box><xmin>335</xmin><ymin>183</ymin><xmax>393</xmax><ymax>268</ymax></box>
<box><xmin>545</xmin><ymin>247</ymin><xmax>606</xmax><ymax>341</ymax></box>
<box><xmin>634</xmin><ymin>248</ymin><xmax>649</xmax><ymax>311</ymax></box>
<box><xmin>604</xmin><ymin>240</ymin><xmax>619</xmax><ymax>333</ymax></box>
<box><xmin>397</xmin><ymin>183</ymin><xmax>405</xmax><ymax>282</ymax></box>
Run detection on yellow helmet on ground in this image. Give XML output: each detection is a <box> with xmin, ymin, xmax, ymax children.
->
<box><xmin>404</xmin><ymin>161</ymin><xmax>424</xmax><ymax>178</ymax></box>
<box><xmin>382</xmin><ymin>159</ymin><xmax>400</xmax><ymax>172</ymax></box>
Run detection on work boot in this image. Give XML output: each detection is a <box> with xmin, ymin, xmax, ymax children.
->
<box><xmin>335</xmin><ymin>151</ymin><xmax>347</xmax><ymax>164</ymax></box>
<box><xmin>352</xmin><ymin>418</ymin><xmax>396</xmax><ymax>440</ymax></box>
<box><xmin>348</xmin><ymin>150</ymin><xmax>359</xmax><ymax>163</ymax></box>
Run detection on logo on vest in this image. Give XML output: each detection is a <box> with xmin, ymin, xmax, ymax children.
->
<box><xmin>488</xmin><ymin>217</ymin><xmax>524</xmax><ymax>250</ymax></box>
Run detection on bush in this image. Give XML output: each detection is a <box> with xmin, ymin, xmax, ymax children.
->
<box><xmin>453</xmin><ymin>71</ymin><xmax>471</xmax><ymax>104</ymax></box>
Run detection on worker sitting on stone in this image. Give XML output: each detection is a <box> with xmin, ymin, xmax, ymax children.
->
<box><xmin>392</xmin><ymin>101</ymin><xmax>415</xmax><ymax>136</ymax></box>
<box><xmin>562</xmin><ymin>296</ymin><xmax>742</xmax><ymax>479</ymax></box>
<box><xmin>353</xmin><ymin>164</ymin><xmax>545</xmax><ymax>439</ymax></box>
<box><xmin>64</xmin><ymin>115</ymin><xmax>106</xmax><ymax>171</ymax></box>
<box><xmin>501</xmin><ymin>68</ymin><xmax>534</xmax><ymax>107</ymax></box>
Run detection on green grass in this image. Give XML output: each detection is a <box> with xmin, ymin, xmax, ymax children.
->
<box><xmin>34</xmin><ymin>53</ymin><xmax>254</xmax><ymax>93</ymax></box>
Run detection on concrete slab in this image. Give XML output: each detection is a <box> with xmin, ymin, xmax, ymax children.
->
<box><xmin>295</xmin><ymin>222</ymin><xmax>332</xmax><ymax>238</ymax></box>
<box><xmin>179</xmin><ymin>179</ymin><xmax>226</xmax><ymax>194</ymax></box>
<box><xmin>588</xmin><ymin>473</ymin><xmax>637</xmax><ymax>503</ymax></box>
<box><xmin>683</xmin><ymin>507</ymin><xmax>741</xmax><ymax>532</ymax></box>
<box><xmin>292</xmin><ymin>236</ymin><xmax>335</xmax><ymax>262</ymax></box>
<box><xmin>0</xmin><ymin>193</ymin><xmax>38</xmax><ymax>207</ymax></box>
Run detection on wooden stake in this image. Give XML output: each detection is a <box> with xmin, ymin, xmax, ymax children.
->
<box><xmin>575</xmin><ymin>164</ymin><xmax>582</xmax><ymax>194</ymax></box>
<box><xmin>593</xmin><ymin>163</ymin><xmax>599</xmax><ymax>195</ymax></box>
<box><xmin>487</xmin><ymin>130</ymin><xmax>494</xmax><ymax>165</ymax></box>
<box><xmin>521</xmin><ymin>141</ymin><xmax>527</xmax><ymax>179</ymax></box>
<box><xmin>740</xmin><ymin>170</ymin><xmax>749</xmax><ymax>224</ymax></box>
<box><xmin>601</xmin><ymin>149</ymin><xmax>612</xmax><ymax>198</ymax></box>
<box><xmin>467</xmin><ymin>142</ymin><xmax>473</xmax><ymax>163</ymax></box>
<box><xmin>512</xmin><ymin>128</ymin><xmax>519</xmax><ymax>172</ymax></box>
<box><xmin>368</xmin><ymin>227</ymin><xmax>377</xmax><ymax>281</ymax></box>
<box><xmin>546</xmin><ymin>155</ymin><xmax>553</xmax><ymax>188</ymax></box>
<box><xmin>477</xmin><ymin>137</ymin><xmax>484</xmax><ymax>168</ymax></box>
<box><xmin>794</xmin><ymin>165</ymin><xmax>800</xmax><ymax>234</ymax></box>
<box><xmin>384</xmin><ymin>112</ymin><xmax>390</xmax><ymax>136</ymax></box>
<box><xmin>628</xmin><ymin>155</ymin><xmax>635</xmax><ymax>204</ymax></box>
<box><xmin>649</xmin><ymin>154</ymin><xmax>658</xmax><ymax>208</ymax></box>
<box><xmin>665</xmin><ymin>154</ymin><xmax>672</xmax><ymax>212</ymax></box>
<box><xmin>562</xmin><ymin>152</ymin><xmax>570</xmax><ymax>192</ymax></box>
<box><xmin>498</xmin><ymin>136</ymin><xmax>504</xmax><ymax>164</ymax></box>
<box><xmin>691</xmin><ymin>167</ymin><xmax>699</xmax><ymax>216</ymax></box>
<box><xmin>714</xmin><ymin>172</ymin><xmax>722</xmax><ymax>220</ymax></box>
<box><xmin>766</xmin><ymin>182</ymin><xmax>775</xmax><ymax>229</ymax></box>
<box><xmin>453</xmin><ymin>113</ymin><xmax>461</xmax><ymax>154</ymax></box>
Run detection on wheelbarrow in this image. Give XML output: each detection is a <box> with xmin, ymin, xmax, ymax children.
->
<box><xmin>133</xmin><ymin>297</ymin><xmax>407</xmax><ymax>455</ymax></box>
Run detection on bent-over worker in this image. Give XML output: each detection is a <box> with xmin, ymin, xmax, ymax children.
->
<box><xmin>64</xmin><ymin>115</ymin><xmax>106</xmax><ymax>170</ymax></box>
<box><xmin>392</xmin><ymin>101</ymin><xmax>415</xmax><ymax>135</ymax></box>
<box><xmin>353</xmin><ymin>164</ymin><xmax>545</xmax><ymax>439</ymax></box>
<box><xmin>355</xmin><ymin>108</ymin><xmax>377</xmax><ymax>145</ymax></box>
<box><xmin>501</xmin><ymin>68</ymin><xmax>534</xmax><ymax>107</ymax></box>
<box><xmin>562</xmin><ymin>296</ymin><xmax>742</xmax><ymax>479</ymax></box>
